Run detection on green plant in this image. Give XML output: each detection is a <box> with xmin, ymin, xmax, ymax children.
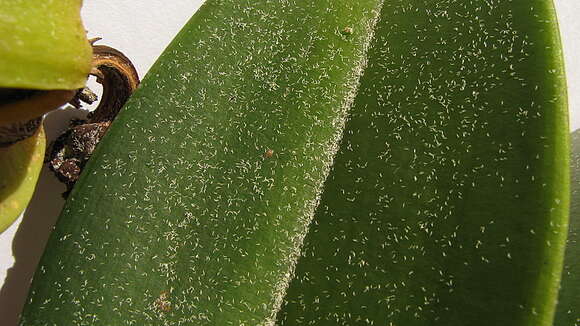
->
<box><xmin>6</xmin><ymin>0</ymin><xmax>573</xmax><ymax>325</ymax></box>
<box><xmin>277</xmin><ymin>1</ymin><xmax>569</xmax><ymax>324</ymax></box>
<box><xmin>0</xmin><ymin>0</ymin><xmax>92</xmax><ymax>232</ymax></box>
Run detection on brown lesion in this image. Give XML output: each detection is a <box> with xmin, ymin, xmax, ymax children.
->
<box><xmin>47</xmin><ymin>38</ymin><xmax>140</xmax><ymax>196</ymax></box>
<box><xmin>154</xmin><ymin>291</ymin><xmax>172</xmax><ymax>313</ymax></box>
<box><xmin>264</xmin><ymin>148</ymin><xmax>274</xmax><ymax>158</ymax></box>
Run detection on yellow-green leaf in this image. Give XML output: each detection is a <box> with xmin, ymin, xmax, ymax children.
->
<box><xmin>0</xmin><ymin>0</ymin><xmax>92</xmax><ymax>90</ymax></box>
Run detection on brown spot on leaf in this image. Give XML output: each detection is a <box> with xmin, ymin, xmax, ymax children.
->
<box><xmin>155</xmin><ymin>291</ymin><xmax>171</xmax><ymax>313</ymax></box>
<box><xmin>264</xmin><ymin>148</ymin><xmax>274</xmax><ymax>158</ymax></box>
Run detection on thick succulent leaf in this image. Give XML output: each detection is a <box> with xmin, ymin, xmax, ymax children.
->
<box><xmin>0</xmin><ymin>0</ymin><xmax>91</xmax><ymax>231</ymax></box>
<box><xmin>277</xmin><ymin>1</ymin><xmax>569</xmax><ymax>325</ymax></box>
<box><xmin>0</xmin><ymin>0</ymin><xmax>92</xmax><ymax>90</ymax></box>
<box><xmin>0</xmin><ymin>127</ymin><xmax>45</xmax><ymax>233</ymax></box>
<box><xmin>19</xmin><ymin>1</ymin><xmax>383</xmax><ymax>325</ymax></box>
<box><xmin>554</xmin><ymin>129</ymin><xmax>580</xmax><ymax>326</ymax></box>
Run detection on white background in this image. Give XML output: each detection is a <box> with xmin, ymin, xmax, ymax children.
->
<box><xmin>0</xmin><ymin>1</ymin><xmax>578</xmax><ymax>324</ymax></box>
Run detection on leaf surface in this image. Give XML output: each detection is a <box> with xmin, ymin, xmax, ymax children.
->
<box><xmin>19</xmin><ymin>1</ymin><xmax>383</xmax><ymax>325</ymax></box>
<box><xmin>278</xmin><ymin>1</ymin><xmax>569</xmax><ymax>325</ymax></box>
<box><xmin>19</xmin><ymin>1</ymin><xmax>569</xmax><ymax>325</ymax></box>
<box><xmin>0</xmin><ymin>0</ymin><xmax>92</xmax><ymax>90</ymax></box>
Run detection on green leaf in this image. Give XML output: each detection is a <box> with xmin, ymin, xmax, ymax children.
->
<box><xmin>19</xmin><ymin>0</ymin><xmax>569</xmax><ymax>325</ymax></box>
<box><xmin>277</xmin><ymin>1</ymin><xmax>569</xmax><ymax>325</ymax></box>
<box><xmin>0</xmin><ymin>0</ymin><xmax>92</xmax><ymax>90</ymax></box>
<box><xmin>554</xmin><ymin>129</ymin><xmax>580</xmax><ymax>325</ymax></box>
<box><xmin>19</xmin><ymin>1</ymin><xmax>384</xmax><ymax>325</ymax></box>
<box><xmin>0</xmin><ymin>0</ymin><xmax>91</xmax><ymax>233</ymax></box>
<box><xmin>0</xmin><ymin>127</ymin><xmax>45</xmax><ymax>233</ymax></box>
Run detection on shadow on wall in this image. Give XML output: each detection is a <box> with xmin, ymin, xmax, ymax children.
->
<box><xmin>0</xmin><ymin>107</ymin><xmax>86</xmax><ymax>326</ymax></box>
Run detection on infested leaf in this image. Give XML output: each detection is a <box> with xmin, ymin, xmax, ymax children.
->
<box><xmin>277</xmin><ymin>1</ymin><xmax>569</xmax><ymax>325</ymax></box>
<box><xmin>19</xmin><ymin>1</ymin><xmax>384</xmax><ymax>324</ymax></box>
<box><xmin>18</xmin><ymin>1</ymin><xmax>569</xmax><ymax>325</ymax></box>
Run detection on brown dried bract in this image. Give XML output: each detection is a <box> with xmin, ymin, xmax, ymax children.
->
<box><xmin>85</xmin><ymin>38</ymin><xmax>140</xmax><ymax>122</ymax></box>
<box><xmin>48</xmin><ymin>120</ymin><xmax>111</xmax><ymax>191</ymax></box>
<box><xmin>48</xmin><ymin>39</ymin><xmax>140</xmax><ymax>197</ymax></box>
